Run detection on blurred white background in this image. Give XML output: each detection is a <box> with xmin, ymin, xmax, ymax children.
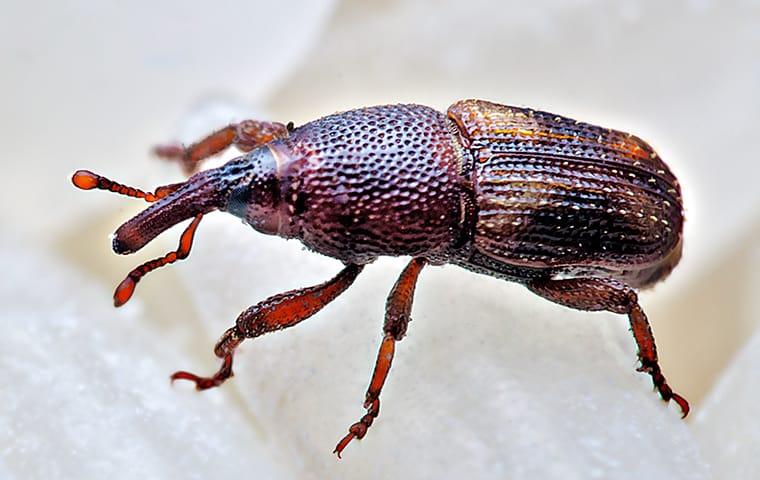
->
<box><xmin>1</xmin><ymin>1</ymin><xmax>759</xmax><ymax>479</ymax></box>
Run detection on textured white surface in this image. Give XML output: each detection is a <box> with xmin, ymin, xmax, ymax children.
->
<box><xmin>1</xmin><ymin>0</ymin><xmax>759</xmax><ymax>478</ymax></box>
<box><xmin>0</xmin><ymin>245</ymin><xmax>283</xmax><ymax>479</ymax></box>
<box><xmin>694</xmin><ymin>330</ymin><xmax>760</xmax><ymax>480</ymax></box>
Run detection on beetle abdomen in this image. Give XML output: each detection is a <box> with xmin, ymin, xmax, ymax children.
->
<box><xmin>448</xmin><ymin>100</ymin><xmax>683</xmax><ymax>279</ymax></box>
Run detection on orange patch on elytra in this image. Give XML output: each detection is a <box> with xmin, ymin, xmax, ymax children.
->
<box><xmin>490</xmin><ymin>127</ymin><xmax>576</xmax><ymax>142</ymax></box>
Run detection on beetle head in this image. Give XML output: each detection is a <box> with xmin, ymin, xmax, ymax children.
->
<box><xmin>223</xmin><ymin>146</ymin><xmax>294</xmax><ymax>237</ymax></box>
<box><xmin>71</xmin><ymin>147</ymin><xmax>292</xmax><ymax>305</ymax></box>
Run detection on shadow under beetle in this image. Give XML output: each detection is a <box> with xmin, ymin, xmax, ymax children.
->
<box><xmin>72</xmin><ymin>99</ymin><xmax>688</xmax><ymax>457</ymax></box>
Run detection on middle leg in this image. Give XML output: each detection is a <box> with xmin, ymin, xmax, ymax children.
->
<box><xmin>334</xmin><ymin>257</ymin><xmax>428</xmax><ymax>457</ymax></box>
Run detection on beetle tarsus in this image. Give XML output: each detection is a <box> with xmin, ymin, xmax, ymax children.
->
<box><xmin>333</xmin><ymin>398</ymin><xmax>380</xmax><ymax>458</ymax></box>
<box><xmin>172</xmin><ymin>327</ymin><xmax>242</xmax><ymax>389</ymax></box>
<box><xmin>638</xmin><ymin>357</ymin><xmax>690</xmax><ymax>417</ymax></box>
<box><xmin>628</xmin><ymin>302</ymin><xmax>690</xmax><ymax>417</ymax></box>
<box><xmin>171</xmin><ymin>353</ymin><xmax>235</xmax><ymax>390</ymax></box>
<box><xmin>672</xmin><ymin>393</ymin><xmax>690</xmax><ymax>418</ymax></box>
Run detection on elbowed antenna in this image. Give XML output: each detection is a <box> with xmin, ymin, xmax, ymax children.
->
<box><xmin>111</xmin><ymin>213</ymin><xmax>203</xmax><ymax>306</ymax></box>
<box><xmin>74</xmin><ymin>157</ymin><xmax>252</xmax><ymax>254</ymax></box>
<box><xmin>71</xmin><ymin>157</ymin><xmax>253</xmax><ymax>305</ymax></box>
<box><xmin>72</xmin><ymin>169</ymin><xmax>183</xmax><ymax>203</ymax></box>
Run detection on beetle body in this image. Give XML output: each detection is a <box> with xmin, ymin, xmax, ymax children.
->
<box><xmin>159</xmin><ymin>100</ymin><xmax>682</xmax><ymax>286</ymax></box>
<box><xmin>73</xmin><ymin>98</ymin><xmax>687</xmax><ymax>457</ymax></box>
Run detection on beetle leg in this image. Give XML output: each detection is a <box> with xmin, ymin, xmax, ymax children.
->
<box><xmin>526</xmin><ymin>277</ymin><xmax>689</xmax><ymax>418</ymax></box>
<box><xmin>334</xmin><ymin>258</ymin><xmax>427</xmax><ymax>458</ymax></box>
<box><xmin>154</xmin><ymin>120</ymin><xmax>290</xmax><ymax>174</ymax></box>
<box><xmin>171</xmin><ymin>263</ymin><xmax>363</xmax><ymax>390</ymax></box>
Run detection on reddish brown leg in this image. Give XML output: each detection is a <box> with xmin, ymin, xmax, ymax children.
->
<box><xmin>527</xmin><ymin>277</ymin><xmax>689</xmax><ymax>417</ymax></box>
<box><xmin>154</xmin><ymin>119</ymin><xmax>290</xmax><ymax>174</ymax></box>
<box><xmin>171</xmin><ymin>263</ymin><xmax>363</xmax><ymax>390</ymax></box>
<box><xmin>334</xmin><ymin>257</ymin><xmax>427</xmax><ymax>458</ymax></box>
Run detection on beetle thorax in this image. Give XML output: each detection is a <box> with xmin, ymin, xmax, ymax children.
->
<box><xmin>261</xmin><ymin>104</ymin><xmax>466</xmax><ymax>264</ymax></box>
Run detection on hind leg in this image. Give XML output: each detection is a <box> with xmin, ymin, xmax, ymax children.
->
<box><xmin>155</xmin><ymin>119</ymin><xmax>291</xmax><ymax>174</ymax></box>
<box><xmin>526</xmin><ymin>277</ymin><xmax>689</xmax><ymax>417</ymax></box>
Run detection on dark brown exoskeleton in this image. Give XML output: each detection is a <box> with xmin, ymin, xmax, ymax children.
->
<box><xmin>72</xmin><ymin>99</ymin><xmax>688</xmax><ymax>457</ymax></box>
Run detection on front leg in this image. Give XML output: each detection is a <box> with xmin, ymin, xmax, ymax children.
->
<box><xmin>155</xmin><ymin>119</ymin><xmax>291</xmax><ymax>174</ymax></box>
<box><xmin>171</xmin><ymin>263</ymin><xmax>363</xmax><ymax>389</ymax></box>
<box><xmin>527</xmin><ymin>277</ymin><xmax>689</xmax><ymax>417</ymax></box>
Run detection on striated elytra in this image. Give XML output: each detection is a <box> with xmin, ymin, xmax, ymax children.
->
<box><xmin>72</xmin><ymin>99</ymin><xmax>687</xmax><ymax>457</ymax></box>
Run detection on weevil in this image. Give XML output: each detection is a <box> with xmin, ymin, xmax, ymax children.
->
<box><xmin>72</xmin><ymin>99</ymin><xmax>688</xmax><ymax>456</ymax></box>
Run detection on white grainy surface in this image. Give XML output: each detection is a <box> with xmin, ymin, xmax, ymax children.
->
<box><xmin>0</xmin><ymin>245</ymin><xmax>284</xmax><ymax>480</ymax></box>
<box><xmin>1</xmin><ymin>0</ymin><xmax>759</xmax><ymax>478</ymax></box>
<box><xmin>694</xmin><ymin>330</ymin><xmax>760</xmax><ymax>480</ymax></box>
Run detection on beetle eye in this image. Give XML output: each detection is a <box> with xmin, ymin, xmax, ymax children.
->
<box><xmin>227</xmin><ymin>184</ymin><xmax>251</xmax><ymax>218</ymax></box>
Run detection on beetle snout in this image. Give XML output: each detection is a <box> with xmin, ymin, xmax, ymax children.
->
<box><xmin>111</xmin><ymin>235</ymin><xmax>132</xmax><ymax>255</ymax></box>
<box><xmin>112</xmin><ymin>169</ymin><xmax>229</xmax><ymax>255</ymax></box>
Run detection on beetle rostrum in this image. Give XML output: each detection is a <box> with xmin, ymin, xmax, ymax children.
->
<box><xmin>72</xmin><ymin>99</ymin><xmax>687</xmax><ymax>457</ymax></box>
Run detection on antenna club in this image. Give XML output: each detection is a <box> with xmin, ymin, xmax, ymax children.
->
<box><xmin>72</xmin><ymin>170</ymin><xmax>99</xmax><ymax>190</ymax></box>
